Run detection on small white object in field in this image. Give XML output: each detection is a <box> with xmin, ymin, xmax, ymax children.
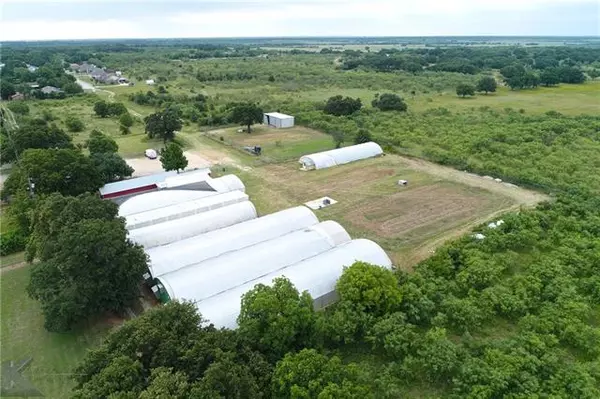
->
<box><xmin>494</xmin><ymin>178</ymin><xmax>502</xmax><ymax>183</ymax></box>
<box><xmin>305</xmin><ymin>197</ymin><xmax>337</xmax><ymax>210</ymax></box>
<box><xmin>482</xmin><ymin>175</ymin><xmax>494</xmax><ymax>180</ymax></box>
<box><xmin>398</xmin><ymin>180</ymin><xmax>408</xmax><ymax>186</ymax></box>
<box><xmin>144</xmin><ymin>149</ymin><xmax>158</xmax><ymax>159</ymax></box>
<box><xmin>488</xmin><ymin>222</ymin><xmax>497</xmax><ymax>229</ymax></box>
<box><xmin>474</xmin><ymin>233</ymin><xmax>486</xmax><ymax>240</ymax></box>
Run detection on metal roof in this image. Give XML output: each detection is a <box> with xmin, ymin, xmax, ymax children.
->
<box><xmin>99</xmin><ymin>171</ymin><xmax>178</xmax><ymax>196</ymax></box>
<box><xmin>264</xmin><ymin>112</ymin><xmax>293</xmax><ymax>119</ymax></box>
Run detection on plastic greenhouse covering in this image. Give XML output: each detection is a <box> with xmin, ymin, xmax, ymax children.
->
<box><xmin>146</xmin><ymin>206</ymin><xmax>319</xmax><ymax>277</ymax></box>
<box><xmin>299</xmin><ymin>142</ymin><xmax>383</xmax><ymax>170</ymax></box>
<box><xmin>125</xmin><ymin>191</ymin><xmax>248</xmax><ymax>229</ymax></box>
<box><xmin>118</xmin><ymin>174</ymin><xmax>245</xmax><ymax>217</ymax></box>
<box><xmin>118</xmin><ymin>190</ymin><xmax>216</xmax><ymax>217</ymax></box>
<box><xmin>195</xmin><ymin>239</ymin><xmax>392</xmax><ymax>329</ymax></box>
<box><xmin>158</xmin><ymin>221</ymin><xmax>351</xmax><ymax>302</ymax></box>
<box><xmin>128</xmin><ymin>201</ymin><xmax>257</xmax><ymax>248</ymax></box>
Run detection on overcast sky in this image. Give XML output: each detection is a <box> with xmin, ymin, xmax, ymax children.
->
<box><xmin>0</xmin><ymin>0</ymin><xmax>598</xmax><ymax>41</ymax></box>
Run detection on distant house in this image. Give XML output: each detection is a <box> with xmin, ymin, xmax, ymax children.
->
<box><xmin>263</xmin><ymin>112</ymin><xmax>295</xmax><ymax>128</ymax></box>
<box><xmin>145</xmin><ymin>79</ymin><xmax>155</xmax><ymax>85</ymax></box>
<box><xmin>69</xmin><ymin>63</ymin><xmax>80</xmax><ymax>72</ymax></box>
<box><xmin>118</xmin><ymin>77</ymin><xmax>128</xmax><ymax>84</ymax></box>
<box><xmin>40</xmin><ymin>86</ymin><xmax>62</xmax><ymax>94</ymax></box>
<box><xmin>115</xmin><ymin>71</ymin><xmax>122</xmax><ymax>77</ymax></box>
<box><xmin>26</xmin><ymin>64</ymin><xmax>38</xmax><ymax>72</ymax></box>
<box><xmin>106</xmin><ymin>75</ymin><xmax>120</xmax><ymax>84</ymax></box>
<box><xmin>78</xmin><ymin>63</ymin><xmax>94</xmax><ymax>74</ymax></box>
<box><xmin>10</xmin><ymin>92</ymin><xmax>25</xmax><ymax>101</ymax></box>
<box><xmin>29</xmin><ymin>83</ymin><xmax>40</xmax><ymax>89</ymax></box>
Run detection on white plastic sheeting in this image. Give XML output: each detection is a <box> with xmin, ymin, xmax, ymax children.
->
<box><xmin>158</xmin><ymin>221</ymin><xmax>351</xmax><ymax>302</ymax></box>
<box><xmin>126</xmin><ymin>191</ymin><xmax>249</xmax><ymax>230</ymax></box>
<box><xmin>156</xmin><ymin>169</ymin><xmax>212</xmax><ymax>189</ymax></box>
<box><xmin>146</xmin><ymin>206</ymin><xmax>319</xmax><ymax>277</ymax></box>
<box><xmin>128</xmin><ymin>201</ymin><xmax>257</xmax><ymax>249</ymax></box>
<box><xmin>206</xmin><ymin>175</ymin><xmax>245</xmax><ymax>193</ymax></box>
<box><xmin>195</xmin><ymin>239</ymin><xmax>392</xmax><ymax>329</ymax></box>
<box><xmin>299</xmin><ymin>142</ymin><xmax>383</xmax><ymax>170</ymax></box>
<box><xmin>118</xmin><ymin>190</ymin><xmax>216</xmax><ymax>217</ymax></box>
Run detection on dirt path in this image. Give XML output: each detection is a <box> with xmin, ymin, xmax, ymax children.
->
<box><xmin>1</xmin><ymin>260</ymin><xmax>31</xmax><ymax>274</ymax></box>
<box><xmin>396</xmin><ymin>155</ymin><xmax>549</xmax><ymax>206</ymax></box>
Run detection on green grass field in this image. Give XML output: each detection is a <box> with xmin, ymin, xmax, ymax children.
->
<box><xmin>1</xmin><ymin>266</ymin><xmax>109</xmax><ymax>398</ymax></box>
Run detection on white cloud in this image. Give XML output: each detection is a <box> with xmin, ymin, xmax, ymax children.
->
<box><xmin>0</xmin><ymin>0</ymin><xmax>596</xmax><ymax>40</ymax></box>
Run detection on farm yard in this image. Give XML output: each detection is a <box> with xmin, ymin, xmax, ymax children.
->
<box><xmin>1</xmin><ymin>37</ymin><xmax>599</xmax><ymax>398</ymax></box>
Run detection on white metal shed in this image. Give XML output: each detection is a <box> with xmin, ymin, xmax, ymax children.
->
<box><xmin>146</xmin><ymin>206</ymin><xmax>319</xmax><ymax>278</ymax></box>
<box><xmin>263</xmin><ymin>112</ymin><xmax>294</xmax><ymax>128</ymax></box>
<box><xmin>158</xmin><ymin>221</ymin><xmax>351</xmax><ymax>302</ymax></box>
<box><xmin>299</xmin><ymin>142</ymin><xmax>383</xmax><ymax>170</ymax></box>
<box><xmin>128</xmin><ymin>201</ymin><xmax>257</xmax><ymax>249</ymax></box>
<box><xmin>125</xmin><ymin>191</ymin><xmax>249</xmax><ymax>230</ymax></box>
<box><xmin>195</xmin><ymin>239</ymin><xmax>392</xmax><ymax>329</ymax></box>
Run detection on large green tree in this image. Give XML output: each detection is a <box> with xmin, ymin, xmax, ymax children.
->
<box><xmin>336</xmin><ymin>261</ymin><xmax>402</xmax><ymax>316</ymax></box>
<box><xmin>540</xmin><ymin>68</ymin><xmax>561</xmax><ymax>86</ymax></box>
<box><xmin>456</xmin><ymin>83</ymin><xmax>476</xmax><ymax>97</ymax></box>
<box><xmin>1</xmin><ymin>118</ymin><xmax>73</xmax><ymax>164</ymax></box>
<box><xmin>238</xmin><ymin>277</ymin><xmax>317</xmax><ymax>359</ymax></box>
<box><xmin>145</xmin><ymin>106</ymin><xmax>183</xmax><ymax>143</ymax></box>
<box><xmin>230</xmin><ymin>102</ymin><xmax>263</xmax><ymax>133</ymax></box>
<box><xmin>324</xmin><ymin>95</ymin><xmax>362</xmax><ymax>116</ymax></box>
<box><xmin>272</xmin><ymin>349</ymin><xmax>371</xmax><ymax>398</ymax></box>
<box><xmin>91</xmin><ymin>152</ymin><xmax>134</xmax><ymax>183</ymax></box>
<box><xmin>27</xmin><ymin>218</ymin><xmax>148</xmax><ymax>331</ymax></box>
<box><xmin>371</xmin><ymin>93</ymin><xmax>408</xmax><ymax>111</ymax></box>
<box><xmin>27</xmin><ymin>193</ymin><xmax>119</xmax><ymax>261</ymax></box>
<box><xmin>160</xmin><ymin>142</ymin><xmax>188</xmax><ymax>173</ymax></box>
<box><xmin>93</xmin><ymin>100</ymin><xmax>110</xmax><ymax>118</ymax></box>
<box><xmin>476</xmin><ymin>76</ymin><xmax>497</xmax><ymax>94</ymax></box>
<box><xmin>2</xmin><ymin>148</ymin><xmax>103</xmax><ymax>198</ymax></box>
<box><xmin>86</xmin><ymin>129</ymin><xmax>118</xmax><ymax>154</ymax></box>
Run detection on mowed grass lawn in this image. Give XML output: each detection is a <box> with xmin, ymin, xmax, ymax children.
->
<box><xmin>205</xmin><ymin>125</ymin><xmax>335</xmax><ymax>163</ymax></box>
<box><xmin>1</xmin><ymin>266</ymin><xmax>108</xmax><ymax>398</ymax></box>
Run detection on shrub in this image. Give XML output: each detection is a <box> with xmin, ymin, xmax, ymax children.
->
<box><xmin>0</xmin><ymin>230</ymin><xmax>27</xmax><ymax>256</ymax></box>
<box><xmin>65</xmin><ymin>116</ymin><xmax>85</xmax><ymax>132</ymax></box>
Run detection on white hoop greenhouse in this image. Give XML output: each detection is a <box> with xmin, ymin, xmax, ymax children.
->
<box><xmin>118</xmin><ymin>175</ymin><xmax>246</xmax><ymax>217</ymax></box>
<box><xmin>128</xmin><ymin>201</ymin><xmax>257</xmax><ymax>249</ymax></box>
<box><xmin>195</xmin><ymin>239</ymin><xmax>392</xmax><ymax>329</ymax></box>
<box><xmin>299</xmin><ymin>142</ymin><xmax>383</xmax><ymax>170</ymax></box>
<box><xmin>125</xmin><ymin>191</ymin><xmax>249</xmax><ymax>230</ymax></box>
<box><xmin>157</xmin><ymin>221</ymin><xmax>351</xmax><ymax>302</ymax></box>
<box><xmin>146</xmin><ymin>206</ymin><xmax>319</xmax><ymax>277</ymax></box>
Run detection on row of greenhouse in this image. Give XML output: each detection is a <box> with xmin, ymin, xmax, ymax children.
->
<box><xmin>115</xmin><ymin>143</ymin><xmax>388</xmax><ymax>328</ymax></box>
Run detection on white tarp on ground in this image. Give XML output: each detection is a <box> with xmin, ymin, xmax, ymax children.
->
<box><xmin>125</xmin><ymin>191</ymin><xmax>249</xmax><ymax>229</ymax></box>
<box><xmin>195</xmin><ymin>239</ymin><xmax>392</xmax><ymax>329</ymax></box>
<box><xmin>158</xmin><ymin>221</ymin><xmax>351</xmax><ymax>302</ymax></box>
<box><xmin>146</xmin><ymin>206</ymin><xmax>319</xmax><ymax>278</ymax></box>
<box><xmin>128</xmin><ymin>201</ymin><xmax>257</xmax><ymax>249</ymax></box>
<box><xmin>299</xmin><ymin>142</ymin><xmax>383</xmax><ymax>170</ymax></box>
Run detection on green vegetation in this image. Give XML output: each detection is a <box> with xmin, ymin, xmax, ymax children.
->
<box><xmin>1</xmin><ymin>38</ymin><xmax>599</xmax><ymax>398</ymax></box>
<box><xmin>160</xmin><ymin>142</ymin><xmax>188</xmax><ymax>172</ymax></box>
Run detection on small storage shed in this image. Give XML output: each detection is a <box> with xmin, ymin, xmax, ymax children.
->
<box><xmin>195</xmin><ymin>239</ymin><xmax>392</xmax><ymax>329</ymax></box>
<box><xmin>263</xmin><ymin>112</ymin><xmax>294</xmax><ymax>128</ymax></box>
<box><xmin>299</xmin><ymin>142</ymin><xmax>383</xmax><ymax>170</ymax></box>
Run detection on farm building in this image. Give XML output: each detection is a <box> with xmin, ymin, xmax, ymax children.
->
<box><xmin>128</xmin><ymin>201</ymin><xmax>258</xmax><ymax>248</ymax></box>
<box><xmin>145</xmin><ymin>206</ymin><xmax>319</xmax><ymax>278</ymax></box>
<box><xmin>100</xmin><ymin>169</ymin><xmax>244</xmax><ymax>204</ymax></box>
<box><xmin>263</xmin><ymin>112</ymin><xmax>294</xmax><ymax>128</ymax></box>
<box><xmin>194</xmin><ymin>239</ymin><xmax>392</xmax><ymax>329</ymax></box>
<box><xmin>157</xmin><ymin>221</ymin><xmax>351</xmax><ymax>303</ymax></box>
<box><xmin>125</xmin><ymin>190</ymin><xmax>250</xmax><ymax>230</ymax></box>
<box><xmin>299</xmin><ymin>142</ymin><xmax>383</xmax><ymax>170</ymax></box>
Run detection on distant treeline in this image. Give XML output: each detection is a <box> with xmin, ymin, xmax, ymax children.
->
<box><xmin>340</xmin><ymin>46</ymin><xmax>600</xmax><ymax>77</ymax></box>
